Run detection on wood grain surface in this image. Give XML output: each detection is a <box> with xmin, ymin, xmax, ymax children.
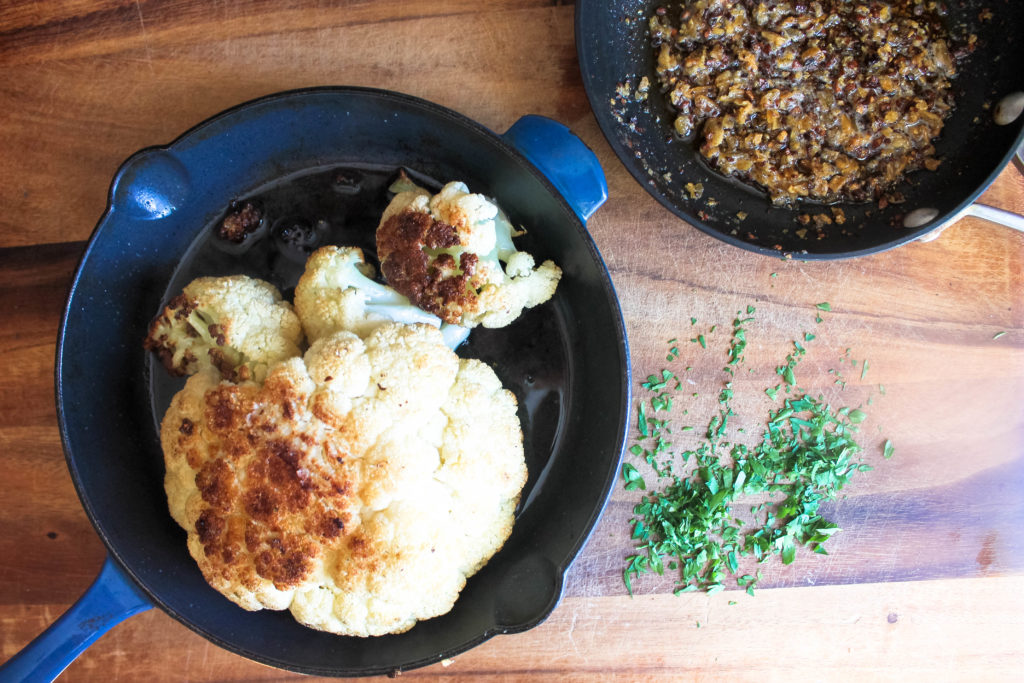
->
<box><xmin>1</xmin><ymin>1</ymin><xmax>1022</xmax><ymax>680</ymax></box>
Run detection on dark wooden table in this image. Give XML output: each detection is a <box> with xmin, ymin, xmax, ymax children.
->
<box><xmin>2</xmin><ymin>1</ymin><xmax>1022</xmax><ymax>679</ymax></box>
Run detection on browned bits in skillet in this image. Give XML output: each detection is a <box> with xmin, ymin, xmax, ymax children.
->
<box><xmin>217</xmin><ymin>199</ymin><xmax>263</xmax><ymax>243</ymax></box>
<box><xmin>650</xmin><ymin>1</ymin><xmax>962</xmax><ymax>206</ymax></box>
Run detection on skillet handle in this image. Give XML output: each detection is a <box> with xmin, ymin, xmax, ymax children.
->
<box><xmin>502</xmin><ymin>115</ymin><xmax>608</xmax><ymax>223</ymax></box>
<box><xmin>0</xmin><ymin>556</ymin><xmax>153</xmax><ymax>683</ymax></box>
<box><xmin>963</xmin><ymin>202</ymin><xmax>1024</xmax><ymax>233</ymax></box>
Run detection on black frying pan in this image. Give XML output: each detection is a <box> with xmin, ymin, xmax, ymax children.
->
<box><xmin>577</xmin><ymin>0</ymin><xmax>1024</xmax><ymax>258</ymax></box>
<box><xmin>1</xmin><ymin>88</ymin><xmax>629</xmax><ymax>679</ymax></box>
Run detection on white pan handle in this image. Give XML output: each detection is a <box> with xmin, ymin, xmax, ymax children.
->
<box><xmin>962</xmin><ymin>202</ymin><xmax>1024</xmax><ymax>233</ymax></box>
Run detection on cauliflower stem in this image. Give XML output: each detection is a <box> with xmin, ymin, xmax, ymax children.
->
<box><xmin>295</xmin><ymin>245</ymin><xmax>469</xmax><ymax>349</ymax></box>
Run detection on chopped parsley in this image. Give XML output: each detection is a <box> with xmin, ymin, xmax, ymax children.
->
<box><xmin>622</xmin><ymin>304</ymin><xmax>890</xmax><ymax>597</ymax></box>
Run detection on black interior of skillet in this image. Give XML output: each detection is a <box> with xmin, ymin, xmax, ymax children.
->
<box><xmin>577</xmin><ymin>0</ymin><xmax>1024</xmax><ymax>258</ymax></box>
<box><xmin>57</xmin><ymin>88</ymin><xmax>628</xmax><ymax>677</ymax></box>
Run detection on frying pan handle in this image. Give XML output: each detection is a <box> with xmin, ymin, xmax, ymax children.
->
<box><xmin>502</xmin><ymin>115</ymin><xmax>608</xmax><ymax>222</ymax></box>
<box><xmin>963</xmin><ymin>202</ymin><xmax>1024</xmax><ymax>233</ymax></box>
<box><xmin>0</xmin><ymin>556</ymin><xmax>153</xmax><ymax>682</ymax></box>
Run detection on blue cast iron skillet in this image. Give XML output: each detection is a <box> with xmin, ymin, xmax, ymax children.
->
<box><xmin>2</xmin><ymin>87</ymin><xmax>630</xmax><ymax>680</ymax></box>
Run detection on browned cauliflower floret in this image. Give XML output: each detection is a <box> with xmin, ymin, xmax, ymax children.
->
<box><xmin>376</xmin><ymin>177</ymin><xmax>561</xmax><ymax>329</ymax></box>
<box><xmin>143</xmin><ymin>275</ymin><xmax>302</xmax><ymax>383</ymax></box>
<box><xmin>160</xmin><ymin>322</ymin><xmax>527</xmax><ymax>637</ymax></box>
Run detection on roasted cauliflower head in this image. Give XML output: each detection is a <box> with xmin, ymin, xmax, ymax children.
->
<box><xmin>161</xmin><ymin>322</ymin><xmax>528</xmax><ymax>637</ymax></box>
<box><xmin>143</xmin><ymin>275</ymin><xmax>303</xmax><ymax>383</ymax></box>
<box><xmin>376</xmin><ymin>177</ymin><xmax>562</xmax><ymax>329</ymax></box>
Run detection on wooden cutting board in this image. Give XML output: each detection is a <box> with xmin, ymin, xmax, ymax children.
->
<box><xmin>1</xmin><ymin>1</ymin><xmax>1022</xmax><ymax>680</ymax></box>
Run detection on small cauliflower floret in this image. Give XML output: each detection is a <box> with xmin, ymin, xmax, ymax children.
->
<box><xmin>376</xmin><ymin>176</ymin><xmax>562</xmax><ymax>329</ymax></box>
<box><xmin>143</xmin><ymin>275</ymin><xmax>302</xmax><ymax>383</ymax></box>
<box><xmin>294</xmin><ymin>245</ymin><xmax>469</xmax><ymax>348</ymax></box>
<box><xmin>160</xmin><ymin>322</ymin><xmax>527</xmax><ymax>637</ymax></box>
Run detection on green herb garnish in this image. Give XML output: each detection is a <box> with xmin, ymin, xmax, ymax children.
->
<box><xmin>622</xmin><ymin>306</ymin><xmax>890</xmax><ymax>597</ymax></box>
<box><xmin>622</xmin><ymin>463</ymin><xmax>646</xmax><ymax>491</ymax></box>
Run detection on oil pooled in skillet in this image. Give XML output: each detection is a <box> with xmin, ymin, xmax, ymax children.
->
<box><xmin>149</xmin><ymin>162</ymin><xmax>565</xmax><ymax>514</ymax></box>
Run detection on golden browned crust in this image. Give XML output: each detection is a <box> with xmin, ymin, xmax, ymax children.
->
<box><xmin>143</xmin><ymin>293</ymin><xmax>197</xmax><ymax>376</ymax></box>
<box><xmin>217</xmin><ymin>200</ymin><xmax>263</xmax><ymax>243</ymax></box>
<box><xmin>377</xmin><ymin>209</ymin><xmax>482</xmax><ymax>324</ymax></box>
<box><xmin>168</xmin><ymin>368</ymin><xmax>360</xmax><ymax>592</ymax></box>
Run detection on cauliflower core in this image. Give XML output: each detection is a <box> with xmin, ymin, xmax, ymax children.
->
<box><xmin>376</xmin><ymin>179</ymin><xmax>562</xmax><ymax>329</ymax></box>
<box><xmin>294</xmin><ymin>244</ymin><xmax>440</xmax><ymax>341</ymax></box>
<box><xmin>161</xmin><ymin>322</ymin><xmax>527</xmax><ymax>637</ymax></box>
<box><xmin>143</xmin><ymin>275</ymin><xmax>303</xmax><ymax>383</ymax></box>
<box><xmin>295</xmin><ymin>245</ymin><xmax>471</xmax><ymax>350</ymax></box>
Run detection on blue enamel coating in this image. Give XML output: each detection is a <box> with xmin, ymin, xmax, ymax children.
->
<box><xmin>110</xmin><ymin>148</ymin><xmax>191</xmax><ymax>220</ymax></box>
<box><xmin>502</xmin><ymin>115</ymin><xmax>607</xmax><ymax>222</ymax></box>
<box><xmin>0</xmin><ymin>558</ymin><xmax>152</xmax><ymax>683</ymax></box>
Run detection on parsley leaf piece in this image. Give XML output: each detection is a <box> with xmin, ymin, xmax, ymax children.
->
<box><xmin>622</xmin><ymin>463</ymin><xmax>646</xmax><ymax>490</ymax></box>
<box><xmin>781</xmin><ymin>542</ymin><xmax>797</xmax><ymax>565</ymax></box>
<box><xmin>816</xmin><ymin>302</ymin><xmax>832</xmax><ymax>311</ymax></box>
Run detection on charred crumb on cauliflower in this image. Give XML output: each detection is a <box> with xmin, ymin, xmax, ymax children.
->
<box><xmin>160</xmin><ymin>322</ymin><xmax>527</xmax><ymax>637</ymax></box>
<box><xmin>294</xmin><ymin>245</ymin><xmax>469</xmax><ymax>349</ymax></box>
<box><xmin>376</xmin><ymin>176</ymin><xmax>562</xmax><ymax>329</ymax></box>
<box><xmin>143</xmin><ymin>275</ymin><xmax>303</xmax><ymax>383</ymax></box>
